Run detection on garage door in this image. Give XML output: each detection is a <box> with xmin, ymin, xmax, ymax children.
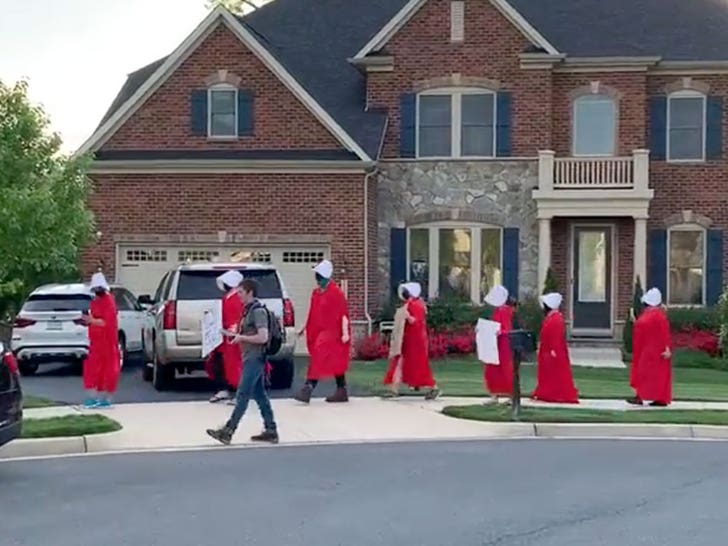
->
<box><xmin>116</xmin><ymin>244</ymin><xmax>329</xmax><ymax>355</ymax></box>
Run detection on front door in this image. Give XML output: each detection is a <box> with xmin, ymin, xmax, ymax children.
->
<box><xmin>572</xmin><ymin>226</ymin><xmax>612</xmax><ymax>334</ymax></box>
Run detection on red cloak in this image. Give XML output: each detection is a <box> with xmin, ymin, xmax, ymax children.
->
<box><xmin>305</xmin><ymin>281</ymin><xmax>351</xmax><ymax>380</ymax></box>
<box><xmin>532</xmin><ymin>310</ymin><xmax>579</xmax><ymax>404</ymax></box>
<box><xmin>634</xmin><ymin>306</ymin><xmax>672</xmax><ymax>404</ymax></box>
<box><xmin>483</xmin><ymin>305</ymin><xmax>514</xmax><ymax>396</ymax></box>
<box><xmin>83</xmin><ymin>293</ymin><xmax>120</xmax><ymax>393</ymax></box>
<box><xmin>383</xmin><ymin>298</ymin><xmax>435</xmax><ymax>388</ymax></box>
<box><xmin>205</xmin><ymin>290</ymin><xmax>243</xmax><ymax>389</ymax></box>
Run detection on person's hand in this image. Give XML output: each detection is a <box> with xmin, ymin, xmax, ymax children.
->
<box><xmin>296</xmin><ymin>328</ymin><xmax>305</xmax><ymax>338</ymax></box>
<box><xmin>342</xmin><ymin>332</ymin><xmax>350</xmax><ymax>344</ymax></box>
<box><xmin>662</xmin><ymin>347</ymin><xmax>672</xmax><ymax>359</ymax></box>
<box><xmin>79</xmin><ymin>314</ymin><xmax>91</xmax><ymax>325</ymax></box>
<box><xmin>550</xmin><ymin>349</ymin><xmax>557</xmax><ymax>358</ymax></box>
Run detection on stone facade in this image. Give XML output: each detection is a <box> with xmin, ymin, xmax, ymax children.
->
<box><xmin>377</xmin><ymin>159</ymin><xmax>539</xmax><ymax>305</ymax></box>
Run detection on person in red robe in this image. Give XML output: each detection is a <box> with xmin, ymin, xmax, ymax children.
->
<box><xmin>627</xmin><ymin>287</ymin><xmax>672</xmax><ymax>407</ymax></box>
<box><xmin>481</xmin><ymin>285</ymin><xmax>514</xmax><ymax>404</ymax></box>
<box><xmin>294</xmin><ymin>260</ymin><xmax>351</xmax><ymax>404</ymax></box>
<box><xmin>382</xmin><ymin>282</ymin><xmax>439</xmax><ymax>400</ymax></box>
<box><xmin>80</xmin><ymin>272</ymin><xmax>120</xmax><ymax>409</ymax></box>
<box><xmin>206</xmin><ymin>270</ymin><xmax>244</xmax><ymax>403</ymax></box>
<box><xmin>531</xmin><ymin>292</ymin><xmax>579</xmax><ymax>404</ymax></box>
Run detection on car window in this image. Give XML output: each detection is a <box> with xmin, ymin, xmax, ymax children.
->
<box><xmin>154</xmin><ymin>273</ymin><xmax>171</xmax><ymax>302</ymax></box>
<box><xmin>112</xmin><ymin>289</ymin><xmax>135</xmax><ymax>311</ymax></box>
<box><xmin>176</xmin><ymin>269</ymin><xmax>282</xmax><ymax>300</ymax></box>
<box><xmin>22</xmin><ymin>294</ymin><xmax>92</xmax><ymax>312</ymax></box>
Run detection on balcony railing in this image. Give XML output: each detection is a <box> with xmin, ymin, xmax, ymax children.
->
<box><xmin>538</xmin><ymin>150</ymin><xmax>650</xmax><ymax>193</ymax></box>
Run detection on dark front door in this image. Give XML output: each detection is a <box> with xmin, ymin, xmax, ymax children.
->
<box><xmin>572</xmin><ymin>226</ymin><xmax>612</xmax><ymax>332</ymax></box>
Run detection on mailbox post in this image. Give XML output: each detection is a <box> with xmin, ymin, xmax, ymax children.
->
<box><xmin>506</xmin><ymin>329</ymin><xmax>535</xmax><ymax>421</ymax></box>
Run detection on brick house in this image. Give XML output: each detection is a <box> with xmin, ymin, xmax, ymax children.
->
<box><xmin>80</xmin><ymin>0</ymin><xmax>728</xmax><ymax>343</ymax></box>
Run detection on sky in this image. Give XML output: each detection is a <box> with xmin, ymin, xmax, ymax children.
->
<box><xmin>0</xmin><ymin>0</ymin><xmax>225</xmax><ymax>153</ymax></box>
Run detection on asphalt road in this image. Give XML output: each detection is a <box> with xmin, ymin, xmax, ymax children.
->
<box><xmin>3</xmin><ymin>440</ymin><xmax>728</xmax><ymax>546</ymax></box>
<box><xmin>20</xmin><ymin>356</ymin><xmax>367</xmax><ymax>405</ymax></box>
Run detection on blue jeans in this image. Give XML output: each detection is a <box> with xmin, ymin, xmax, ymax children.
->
<box><xmin>226</xmin><ymin>354</ymin><xmax>277</xmax><ymax>433</ymax></box>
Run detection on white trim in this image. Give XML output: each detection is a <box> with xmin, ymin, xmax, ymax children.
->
<box><xmin>450</xmin><ymin>1</ymin><xmax>465</xmax><ymax>43</ymax></box>
<box><xmin>416</xmin><ymin>87</ymin><xmax>496</xmax><ymax>159</ymax></box>
<box><xmin>76</xmin><ymin>6</ymin><xmax>371</xmax><ymax>161</ymax></box>
<box><xmin>666</xmin><ymin>90</ymin><xmax>707</xmax><ymax>163</ymax></box>
<box><xmin>666</xmin><ymin>224</ymin><xmax>707</xmax><ymax>307</ymax></box>
<box><xmin>207</xmin><ymin>83</ymin><xmax>238</xmax><ymax>139</ymax></box>
<box><xmin>88</xmin><ymin>159</ymin><xmax>375</xmax><ymax>174</ymax></box>
<box><xmin>352</xmin><ymin>0</ymin><xmax>559</xmax><ymax>60</ymax></box>
<box><xmin>572</xmin><ymin>94</ymin><xmax>617</xmax><ymax>157</ymax></box>
<box><xmin>406</xmin><ymin>222</ymin><xmax>503</xmax><ymax>304</ymax></box>
<box><xmin>569</xmin><ymin>222</ymin><xmax>616</xmax><ymax>337</ymax></box>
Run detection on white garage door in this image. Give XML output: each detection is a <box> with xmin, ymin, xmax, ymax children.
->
<box><xmin>116</xmin><ymin>244</ymin><xmax>329</xmax><ymax>355</ymax></box>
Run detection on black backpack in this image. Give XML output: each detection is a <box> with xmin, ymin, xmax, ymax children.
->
<box><xmin>252</xmin><ymin>301</ymin><xmax>283</xmax><ymax>356</ymax></box>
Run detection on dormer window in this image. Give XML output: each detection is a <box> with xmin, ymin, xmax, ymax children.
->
<box><xmin>208</xmin><ymin>84</ymin><xmax>238</xmax><ymax>139</ymax></box>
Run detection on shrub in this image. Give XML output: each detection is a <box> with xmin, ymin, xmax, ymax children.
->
<box><xmin>515</xmin><ymin>296</ymin><xmax>543</xmax><ymax>342</ymax></box>
<box><xmin>672</xmin><ymin>327</ymin><xmax>720</xmax><ymax>356</ymax></box>
<box><xmin>542</xmin><ymin>267</ymin><xmax>559</xmax><ymax>294</ymax></box>
<box><xmin>667</xmin><ymin>306</ymin><xmax>720</xmax><ymax>332</ymax></box>
<box><xmin>623</xmin><ymin>276</ymin><xmax>644</xmax><ymax>354</ymax></box>
<box><xmin>354</xmin><ymin>334</ymin><xmax>389</xmax><ymax>361</ymax></box>
<box><xmin>426</xmin><ymin>297</ymin><xmax>483</xmax><ymax>332</ymax></box>
<box><xmin>719</xmin><ymin>287</ymin><xmax>728</xmax><ymax>356</ymax></box>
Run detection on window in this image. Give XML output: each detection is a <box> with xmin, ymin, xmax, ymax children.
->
<box><xmin>667</xmin><ymin>91</ymin><xmax>706</xmax><ymax>161</ymax></box>
<box><xmin>572</xmin><ymin>94</ymin><xmax>616</xmax><ymax>156</ymax></box>
<box><xmin>112</xmin><ymin>288</ymin><xmax>138</xmax><ymax>311</ymax></box>
<box><xmin>407</xmin><ymin>224</ymin><xmax>502</xmax><ymax>303</ymax></box>
<box><xmin>208</xmin><ymin>84</ymin><xmax>238</xmax><ymax>138</ymax></box>
<box><xmin>668</xmin><ymin>226</ymin><xmax>705</xmax><ymax>305</ymax></box>
<box><xmin>176</xmin><ymin>269</ymin><xmax>282</xmax><ymax>300</ymax></box>
<box><xmin>125</xmin><ymin>249</ymin><xmax>167</xmax><ymax>262</ymax></box>
<box><xmin>417</xmin><ymin>89</ymin><xmax>495</xmax><ymax>158</ymax></box>
<box><xmin>283</xmin><ymin>251</ymin><xmax>326</xmax><ymax>264</ymax></box>
<box><xmin>21</xmin><ymin>294</ymin><xmax>91</xmax><ymax>313</ymax></box>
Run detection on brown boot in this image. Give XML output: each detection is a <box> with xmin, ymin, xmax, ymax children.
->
<box><xmin>325</xmin><ymin>387</ymin><xmax>349</xmax><ymax>403</ymax></box>
<box><xmin>294</xmin><ymin>385</ymin><xmax>313</xmax><ymax>404</ymax></box>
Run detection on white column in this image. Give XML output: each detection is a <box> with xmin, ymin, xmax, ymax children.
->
<box><xmin>633</xmin><ymin>217</ymin><xmax>647</xmax><ymax>286</ymax></box>
<box><xmin>632</xmin><ymin>149</ymin><xmax>650</xmax><ymax>192</ymax></box>
<box><xmin>538</xmin><ymin>150</ymin><xmax>556</xmax><ymax>192</ymax></box>
<box><xmin>538</xmin><ymin>217</ymin><xmax>552</xmax><ymax>292</ymax></box>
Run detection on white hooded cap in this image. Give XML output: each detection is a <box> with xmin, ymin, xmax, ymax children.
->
<box><xmin>400</xmin><ymin>282</ymin><xmax>422</xmax><ymax>299</ymax></box>
<box><xmin>540</xmin><ymin>292</ymin><xmax>563</xmax><ymax>310</ymax></box>
<box><xmin>216</xmin><ymin>270</ymin><xmax>243</xmax><ymax>292</ymax></box>
<box><xmin>90</xmin><ymin>272</ymin><xmax>109</xmax><ymax>291</ymax></box>
<box><xmin>313</xmin><ymin>259</ymin><xmax>334</xmax><ymax>279</ymax></box>
<box><xmin>641</xmin><ymin>287</ymin><xmax>663</xmax><ymax>307</ymax></box>
<box><xmin>484</xmin><ymin>285</ymin><xmax>509</xmax><ymax>307</ymax></box>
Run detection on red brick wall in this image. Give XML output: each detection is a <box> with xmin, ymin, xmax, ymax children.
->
<box><xmin>552</xmin><ymin>72</ymin><xmax>647</xmax><ymax>156</ymax></box>
<box><xmin>102</xmin><ymin>23</ymin><xmax>342</xmax><ymax>151</ymax></box>
<box><xmin>368</xmin><ymin>0</ymin><xmax>553</xmax><ymax>158</ymax></box>
<box><xmin>83</xmin><ymin>173</ymin><xmax>372</xmax><ymax>319</ymax></box>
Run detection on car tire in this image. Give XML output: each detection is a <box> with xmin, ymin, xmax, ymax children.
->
<box><xmin>19</xmin><ymin>361</ymin><xmax>39</xmax><ymax>377</ymax></box>
<box><xmin>152</xmin><ymin>353</ymin><xmax>174</xmax><ymax>391</ymax></box>
<box><xmin>118</xmin><ymin>333</ymin><xmax>127</xmax><ymax>370</ymax></box>
<box><xmin>142</xmin><ymin>361</ymin><xmax>153</xmax><ymax>382</ymax></box>
<box><xmin>269</xmin><ymin>357</ymin><xmax>294</xmax><ymax>390</ymax></box>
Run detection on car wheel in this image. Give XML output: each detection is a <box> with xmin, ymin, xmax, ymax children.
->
<box><xmin>269</xmin><ymin>357</ymin><xmax>294</xmax><ymax>390</ymax></box>
<box><xmin>152</xmin><ymin>353</ymin><xmax>174</xmax><ymax>391</ymax></box>
<box><xmin>118</xmin><ymin>333</ymin><xmax>127</xmax><ymax>370</ymax></box>
<box><xmin>19</xmin><ymin>361</ymin><xmax>39</xmax><ymax>377</ymax></box>
<box><xmin>142</xmin><ymin>360</ymin><xmax>153</xmax><ymax>382</ymax></box>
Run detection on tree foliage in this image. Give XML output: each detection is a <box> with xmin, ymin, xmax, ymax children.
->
<box><xmin>205</xmin><ymin>0</ymin><xmax>268</xmax><ymax>14</ymax></box>
<box><xmin>0</xmin><ymin>79</ymin><xmax>94</xmax><ymax>319</ymax></box>
<box><xmin>542</xmin><ymin>267</ymin><xmax>559</xmax><ymax>294</ymax></box>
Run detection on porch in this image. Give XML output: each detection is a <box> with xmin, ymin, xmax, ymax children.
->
<box><xmin>533</xmin><ymin>150</ymin><xmax>654</xmax><ymax>339</ymax></box>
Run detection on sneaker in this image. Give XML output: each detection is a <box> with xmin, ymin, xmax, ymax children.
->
<box><xmin>82</xmin><ymin>398</ymin><xmax>99</xmax><ymax>409</ymax></box>
<box><xmin>380</xmin><ymin>390</ymin><xmax>400</xmax><ymax>399</ymax></box>
<box><xmin>209</xmin><ymin>390</ymin><xmax>232</xmax><ymax>403</ymax></box>
<box><xmin>251</xmin><ymin>430</ymin><xmax>279</xmax><ymax>444</ymax></box>
<box><xmin>325</xmin><ymin>387</ymin><xmax>349</xmax><ymax>403</ymax></box>
<box><xmin>294</xmin><ymin>385</ymin><xmax>313</xmax><ymax>404</ymax></box>
<box><xmin>626</xmin><ymin>396</ymin><xmax>644</xmax><ymax>406</ymax></box>
<box><xmin>207</xmin><ymin>427</ymin><xmax>233</xmax><ymax>446</ymax></box>
<box><xmin>649</xmin><ymin>401</ymin><xmax>668</xmax><ymax>407</ymax></box>
<box><xmin>424</xmin><ymin>387</ymin><xmax>441</xmax><ymax>401</ymax></box>
<box><xmin>95</xmin><ymin>399</ymin><xmax>112</xmax><ymax>409</ymax></box>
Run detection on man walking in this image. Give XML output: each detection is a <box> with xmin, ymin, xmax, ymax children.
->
<box><xmin>207</xmin><ymin>279</ymin><xmax>278</xmax><ymax>445</ymax></box>
<box><xmin>294</xmin><ymin>259</ymin><xmax>351</xmax><ymax>404</ymax></box>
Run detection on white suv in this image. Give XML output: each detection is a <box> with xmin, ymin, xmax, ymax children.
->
<box><xmin>10</xmin><ymin>283</ymin><xmax>146</xmax><ymax>376</ymax></box>
<box><xmin>139</xmin><ymin>262</ymin><xmax>296</xmax><ymax>391</ymax></box>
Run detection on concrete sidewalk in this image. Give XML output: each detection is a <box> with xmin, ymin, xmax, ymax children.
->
<box><xmin>4</xmin><ymin>396</ymin><xmax>728</xmax><ymax>460</ymax></box>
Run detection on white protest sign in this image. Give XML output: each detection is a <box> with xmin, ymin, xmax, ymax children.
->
<box><xmin>200</xmin><ymin>301</ymin><xmax>223</xmax><ymax>358</ymax></box>
<box><xmin>476</xmin><ymin>318</ymin><xmax>501</xmax><ymax>365</ymax></box>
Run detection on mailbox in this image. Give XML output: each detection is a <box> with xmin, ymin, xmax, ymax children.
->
<box><xmin>507</xmin><ymin>329</ymin><xmax>535</xmax><ymax>357</ymax></box>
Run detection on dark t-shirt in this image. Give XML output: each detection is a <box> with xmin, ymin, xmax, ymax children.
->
<box><xmin>240</xmin><ymin>300</ymin><xmax>269</xmax><ymax>360</ymax></box>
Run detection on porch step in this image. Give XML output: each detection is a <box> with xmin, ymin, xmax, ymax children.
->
<box><xmin>568</xmin><ymin>346</ymin><xmax>625</xmax><ymax>369</ymax></box>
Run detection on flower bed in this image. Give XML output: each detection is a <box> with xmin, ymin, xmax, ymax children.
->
<box><xmin>354</xmin><ymin>329</ymin><xmax>476</xmax><ymax>361</ymax></box>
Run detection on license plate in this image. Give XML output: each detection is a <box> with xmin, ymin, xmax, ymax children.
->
<box><xmin>46</xmin><ymin>321</ymin><xmax>62</xmax><ymax>331</ymax></box>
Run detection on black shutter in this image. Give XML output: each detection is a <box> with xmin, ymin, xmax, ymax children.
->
<box><xmin>648</xmin><ymin>229</ymin><xmax>667</xmax><ymax>295</ymax></box>
<box><xmin>237</xmin><ymin>89</ymin><xmax>255</xmax><ymax>136</ymax></box>
<box><xmin>707</xmin><ymin>96</ymin><xmax>723</xmax><ymax>160</ymax></box>
<box><xmin>502</xmin><ymin>228</ymin><xmax>520</xmax><ymax>298</ymax></box>
<box><xmin>190</xmin><ymin>90</ymin><xmax>208</xmax><ymax>136</ymax></box>
<box><xmin>399</xmin><ymin>93</ymin><xmax>416</xmax><ymax>158</ymax></box>
<box><xmin>706</xmin><ymin>229</ymin><xmax>724</xmax><ymax>305</ymax></box>
<box><xmin>390</xmin><ymin>228</ymin><xmax>407</xmax><ymax>297</ymax></box>
<box><xmin>649</xmin><ymin>96</ymin><xmax>667</xmax><ymax>161</ymax></box>
<box><xmin>495</xmin><ymin>91</ymin><xmax>512</xmax><ymax>157</ymax></box>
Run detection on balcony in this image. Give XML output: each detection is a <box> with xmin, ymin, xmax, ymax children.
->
<box><xmin>532</xmin><ymin>149</ymin><xmax>654</xmax><ymax>219</ymax></box>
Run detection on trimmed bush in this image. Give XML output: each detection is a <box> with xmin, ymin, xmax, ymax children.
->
<box><xmin>623</xmin><ymin>276</ymin><xmax>644</xmax><ymax>355</ymax></box>
<box><xmin>542</xmin><ymin>267</ymin><xmax>559</xmax><ymax>294</ymax></box>
<box><xmin>667</xmin><ymin>306</ymin><xmax>720</xmax><ymax>332</ymax></box>
<box><xmin>426</xmin><ymin>297</ymin><xmax>483</xmax><ymax>332</ymax></box>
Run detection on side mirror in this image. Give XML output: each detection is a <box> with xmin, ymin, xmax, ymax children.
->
<box><xmin>138</xmin><ymin>295</ymin><xmax>154</xmax><ymax>306</ymax></box>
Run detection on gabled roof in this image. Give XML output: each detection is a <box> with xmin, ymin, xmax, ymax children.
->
<box><xmin>92</xmin><ymin>0</ymin><xmax>728</xmax><ymax>160</ymax></box>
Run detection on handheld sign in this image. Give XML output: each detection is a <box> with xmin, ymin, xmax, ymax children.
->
<box><xmin>201</xmin><ymin>309</ymin><xmax>223</xmax><ymax>358</ymax></box>
<box><xmin>476</xmin><ymin>318</ymin><xmax>501</xmax><ymax>364</ymax></box>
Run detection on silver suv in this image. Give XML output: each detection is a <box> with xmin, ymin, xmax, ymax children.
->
<box><xmin>139</xmin><ymin>262</ymin><xmax>296</xmax><ymax>391</ymax></box>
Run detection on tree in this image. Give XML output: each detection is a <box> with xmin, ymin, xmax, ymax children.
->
<box><xmin>542</xmin><ymin>267</ymin><xmax>559</xmax><ymax>294</ymax></box>
<box><xmin>622</xmin><ymin>276</ymin><xmax>644</xmax><ymax>355</ymax></box>
<box><xmin>205</xmin><ymin>0</ymin><xmax>268</xmax><ymax>14</ymax></box>
<box><xmin>0</xmin><ymin>79</ymin><xmax>94</xmax><ymax>320</ymax></box>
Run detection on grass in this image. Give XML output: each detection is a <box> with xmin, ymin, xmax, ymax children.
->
<box><xmin>348</xmin><ymin>357</ymin><xmax>728</xmax><ymax>402</ymax></box>
<box><xmin>442</xmin><ymin>404</ymin><xmax>728</xmax><ymax>426</ymax></box>
<box><xmin>23</xmin><ymin>395</ymin><xmax>60</xmax><ymax>409</ymax></box>
<box><xmin>21</xmin><ymin>415</ymin><xmax>122</xmax><ymax>439</ymax></box>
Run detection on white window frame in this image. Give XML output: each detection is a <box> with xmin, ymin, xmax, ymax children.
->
<box><xmin>666</xmin><ymin>90</ymin><xmax>707</xmax><ymax>163</ymax></box>
<box><xmin>572</xmin><ymin>94</ymin><xmax>617</xmax><ymax>157</ymax></box>
<box><xmin>416</xmin><ymin>87</ymin><xmax>497</xmax><ymax>159</ymax></box>
<box><xmin>207</xmin><ymin>83</ymin><xmax>238</xmax><ymax>140</ymax></box>
<box><xmin>666</xmin><ymin>224</ymin><xmax>707</xmax><ymax>307</ymax></box>
<box><xmin>406</xmin><ymin>222</ymin><xmax>504</xmax><ymax>304</ymax></box>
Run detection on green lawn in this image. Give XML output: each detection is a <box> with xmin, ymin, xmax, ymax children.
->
<box><xmin>21</xmin><ymin>415</ymin><xmax>122</xmax><ymax>439</ymax></box>
<box><xmin>442</xmin><ymin>404</ymin><xmax>728</xmax><ymax>426</ymax></box>
<box><xmin>23</xmin><ymin>395</ymin><xmax>60</xmax><ymax>409</ymax></box>
<box><xmin>348</xmin><ymin>358</ymin><xmax>728</xmax><ymax>402</ymax></box>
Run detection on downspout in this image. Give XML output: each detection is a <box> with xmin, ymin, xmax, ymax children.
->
<box><xmin>363</xmin><ymin>167</ymin><xmax>377</xmax><ymax>336</ymax></box>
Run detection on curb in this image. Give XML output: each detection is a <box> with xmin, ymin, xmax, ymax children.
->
<box><xmin>4</xmin><ymin>423</ymin><xmax>728</xmax><ymax>461</ymax></box>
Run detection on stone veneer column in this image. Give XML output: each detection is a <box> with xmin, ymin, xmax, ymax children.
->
<box><xmin>633</xmin><ymin>217</ymin><xmax>647</xmax><ymax>286</ymax></box>
<box><xmin>538</xmin><ymin>217</ymin><xmax>551</xmax><ymax>292</ymax></box>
